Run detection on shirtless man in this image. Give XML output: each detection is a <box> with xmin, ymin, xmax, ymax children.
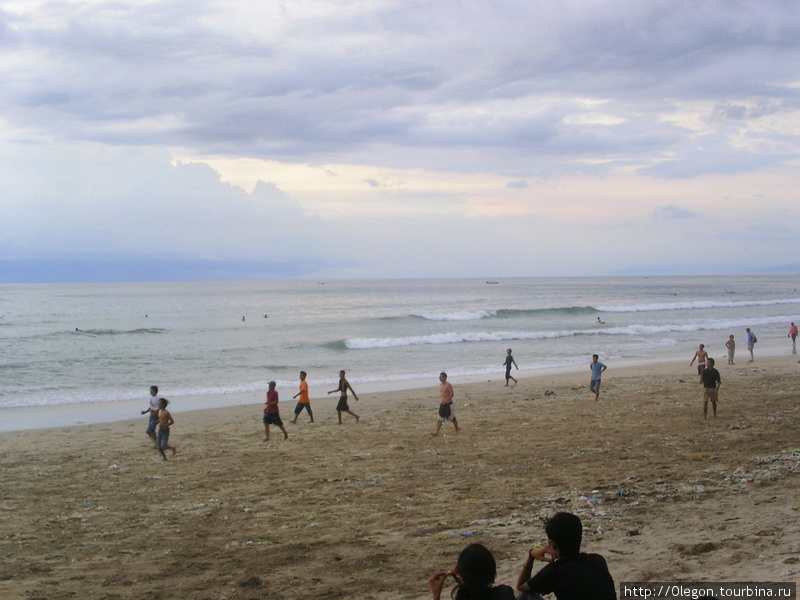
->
<box><xmin>328</xmin><ymin>370</ymin><xmax>360</xmax><ymax>424</ymax></box>
<box><xmin>689</xmin><ymin>344</ymin><xmax>708</xmax><ymax>382</ymax></box>
<box><xmin>432</xmin><ymin>372</ymin><xmax>459</xmax><ymax>436</ymax></box>
<box><xmin>156</xmin><ymin>398</ymin><xmax>177</xmax><ymax>460</ymax></box>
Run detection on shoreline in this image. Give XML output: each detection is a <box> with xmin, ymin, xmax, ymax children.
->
<box><xmin>2</xmin><ymin>339</ymin><xmax>798</xmax><ymax>433</ymax></box>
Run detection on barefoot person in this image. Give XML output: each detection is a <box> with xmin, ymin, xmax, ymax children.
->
<box><xmin>701</xmin><ymin>357</ymin><xmax>721</xmax><ymax>420</ymax></box>
<box><xmin>689</xmin><ymin>344</ymin><xmax>708</xmax><ymax>382</ymax></box>
<box><xmin>503</xmin><ymin>348</ymin><xmax>519</xmax><ymax>387</ymax></box>
<box><xmin>432</xmin><ymin>372</ymin><xmax>459</xmax><ymax>435</ymax></box>
<box><xmin>156</xmin><ymin>398</ymin><xmax>177</xmax><ymax>460</ymax></box>
<box><xmin>140</xmin><ymin>385</ymin><xmax>161</xmax><ymax>444</ymax></box>
<box><xmin>789</xmin><ymin>322</ymin><xmax>798</xmax><ymax>353</ymax></box>
<box><xmin>328</xmin><ymin>370</ymin><xmax>360</xmax><ymax>424</ymax></box>
<box><xmin>746</xmin><ymin>328</ymin><xmax>757</xmax><ymax>362</ymax></box>
<box><xmin>589</xmin><ymin>354</ymin><xmax>607</xmax><ymax>401</ymax></box>
<box><xmin>290</xmin><ymin>371</ymin><xmax>314</xmax><ymax>424</ymax></box>
<box><xmin>263</xmin><ymin>381</ymin><xmax>288</xmax><ymax>441</ymax></box>
<box><xmin>725</xmin><ymin>335</ymin><xmax>735</xmax><ymax>365</ymax></box>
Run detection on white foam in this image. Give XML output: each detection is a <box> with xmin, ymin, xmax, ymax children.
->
<box><xmin>597</xmin><ymin>298</ymin><xmax>800</xmax><ymax>313</ymax></box>
<box><xmin>412</xmin><ymin>310</ymin><xmax>497</xmax><ymax>321</ymax></box>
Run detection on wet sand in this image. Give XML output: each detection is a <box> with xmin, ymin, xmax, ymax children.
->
<box><xmin>1</xmin><ymin>357</ymin><xmax>798</xmax><ymax>599</ymax></box>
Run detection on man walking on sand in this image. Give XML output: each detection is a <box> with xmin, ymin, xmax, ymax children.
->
<box><xmin>689</xmin><ymin>344</ymin><xmax>708</xmax><ymax>382</ymax></box>
<box><xmin>589</xmin><ymin>354</ymin><xmax>607</xmax><ymax>401</ymax></box>
<box><xmin>701</xmin><ymin>357</ymin><xmax>721</xmax><ymax>419</ymax></box>
<box><xmin>432</xmin><ymin>372</ymin><xmax>459</xmax><ymax>436</ymax></box>
<box><xmin>291</xmin><ymin>371</ymin><xmax>314</xmax><ymax>424</ymax></box>
<box><xmin>264</xmin><ymin>381</ymin><xmax>288</xmax><ymax>441</ymax></box>
<box><xmin>156</xmin><ymin>398</ymin><xmax>177</xmax><ymax>460</ymax></box>
<box><xmin>746</xmin><ymin>328</ymin><xmax>757</xmax><ymax>362</ymax></box>
<box><xmin>504</xmin><ymin>348</ymin><xmax>519</xmax><ymax>387</ymax></box>
<box><xmin>789</xmin><ymin>322</ymin><xmax>798</xmax><ymax>353</ymax></box>
<box><xmin>328</xmin><ymin>369</ymin><xmax>360</xmax><ymax>424</ymax></box>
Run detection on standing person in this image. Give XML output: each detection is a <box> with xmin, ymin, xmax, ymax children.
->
<box><xmin>328</xmin><ymin>370</ymin><xmax>360</xmax><ymax>424</ymax></box>
<box><xmin>789</xmin><ymin>322</ymin><xmax>798</xmax><ymax>353</ymax></box>
<box><xmin>290</xmin><ymin>371</ymin><xmax>314</xmax><ymax>424</ymax></box>
<box><xmin>432</xmin><ymin>372</ymin><xmax>459</xmax><ymax>436</ymax></box>
<box><xmin>263</xmin><ymin>381</ymin><xmax>288</xmax><ymax>441</ymax></box>
<box><xmin>515</xmin><ymin>512</ymin><xmax>616</xmax><ymax>600</ymax></box>
<box><xmin>725</xmin><ymin>335</ymin><xmax>736</xmax><ymax>365</ymax></box>
<box><xmin>700</xmin><ymin>358</ymin><xmax>721</xmax><ymax>419</ymax></box>
<box><xmin>156</xmin><ymin>398</ymin><xmax>176</xmax><ymax>460</ymax></box>
<box><xmin>140</xmin><ymin>385</ymin><xmax>160</xmax><ymax>444</ymax></box>
<box><xmin>503</xmin><ymin>348</ymin><xmax>519</xmax><ymax>387</ymax></box>
<box><xmin>746</xmin><ymin>328</ymin><xmax>757</xmax><ymax>362</ymax></box>
<box><xmin>689</xmin><ymin>344</ymin><xmax>708</xmax><ymax>382</ymax></box>
<box><xmin>427</xmin><ymin>543</ymin><xmax>515</xmax><ymax>600</ymax></box>
<box><xmin>589</xmin><ymin>354</ymin><xmax>607</xmax><ymax>401</ymax></box>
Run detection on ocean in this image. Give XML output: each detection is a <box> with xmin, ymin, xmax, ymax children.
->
<box><xmin>1</xmin><ymin>275</ymin><xmax>798</xmax><ymax>430</ymax></box>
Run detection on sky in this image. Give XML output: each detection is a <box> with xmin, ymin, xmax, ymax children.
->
<box><xmin>1</xmin><ymin>0</ymin><xmax>799</xmax><ymax>282</ymax></box>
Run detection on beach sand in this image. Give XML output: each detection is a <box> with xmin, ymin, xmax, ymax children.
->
<box><xmin>1</xmin><ymin>357</ymin><xmax>798</xmax><ymax>599</ymax></box>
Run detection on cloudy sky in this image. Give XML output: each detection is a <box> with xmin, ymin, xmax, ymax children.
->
<box><xmin>1</xmin><ymin>0</ymin><xmax>799</xmax><ymax>282</ymax></box>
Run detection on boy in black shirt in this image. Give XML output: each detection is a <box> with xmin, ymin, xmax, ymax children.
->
<box><xmin>701</xmin><ymin>357</ymin><xmax>721</xmax><ymax>419</ymax></box>
<box><xmin>515</xmin><ymin>512</ymin><xmax>616</xmax><ymax>600</ymax></box>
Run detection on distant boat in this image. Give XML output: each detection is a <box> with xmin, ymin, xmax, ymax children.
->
<box><xmin>485</xmin><ymin>281</ymin><xmax>499</xmax><ymax>284</ymax></box>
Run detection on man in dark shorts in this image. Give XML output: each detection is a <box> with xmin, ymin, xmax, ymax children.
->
<box><xmin>264</xmin><ymin>381</ymin><xmax>288</xmax><ymax>441</ymax></box>
<box><xmin>291</xmin><ymin>371</ymin><xmax>314</xmax><ymax>424</ymax></box>
<box><xmin>328</xmin><ymin>369</ymin><xmax>360</xmax><ymax>424</ymax></box>
<box><xmin>504</xmin><ymin>348</ymin><xmax>519</xmax><ymax>386</ymax></box>
<box><xmin>432</xmin><ymin>372</ymin><xmax>459</xmax><ymax>436</ymax></box>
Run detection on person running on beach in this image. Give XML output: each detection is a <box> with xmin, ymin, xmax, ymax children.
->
<box><xmin>263</xmin><ymin>381</ymin><xmax>288</xmax><ymax>441</ymax></box>
<box><xmin>140</xmin><ymin>385</ymin><xmax>160</xmax><ymax>444</ymax></box>
<box><xmin>328</xmin><ymin>370</ymin><xmax>360</xmax><ymax>424</ymax></box>
<box><xmin>503</xmin><ymin>348</ymin><xmax>519</xmax><ymax>387</ymax></box>
<box><xmin>156</xmin><ymin>398</ymin><xmax>176</xmax><ymax>460</ymax></box>
<box><xmin>432</xmin><ymin>372</ymin><xmax>459</xmax><ymax>435</ymax></box>
<box><xmin>725</xmin><ymin>335</ymin><xmax>735</xmax><ymax>365</ymax></box>
<box><xmin>689</xmin><ymin>344</ymin><xmax>708</xmax><ymax>382</ymax></box>
<box><xmin>291</xmin><ymin>371</ymin><xmax>314</xmax><ymax>424</ymax></box>
<box><xmin>589</xmin><ymin>354</ymin><xmax>607</xmax><ymax>401</ymax></box>
<box><xmin>746</xmin><ymin>328</ymin><xmax>757</xmax><ymax>362</ymax></box>
<box><xmin>700</xmin><ymin>357</ymin><xmax>721</xmax><ymax>420</ymax></box>
<box><xmin>789</xmin><ymin>322</ymin><xmax>798</xmax><ymax>353</ymax></box>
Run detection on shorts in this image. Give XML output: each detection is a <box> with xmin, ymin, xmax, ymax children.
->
<box><xmin>146</xmin><ymin>414</ymin><xmax>158</xmax><ymax>436</ymax></box>
<box><xmin>336</xmin><ymin>396</ymin><xmax>349</xmax><ymax>412</ymax></box>
<box><xmin>294</xmin><ymin>402</ymin><xmax>312</xmax><ymax>416</ymax></box>
<box><xmin>437</xmin><ymin>403</ymin><xmax>456</xmax><ymax>422</ymax></box>
<box><xmin>696</xmin><ymin>363</ymin><xmax>705</xmax><ymax>375</ymax></box>
<box><xmin>157</xmin><ymin>427</ymin><xmax>171</xmax><ymax>451</ymax></box>
<box><xmin>589</xmin><ymin>379</ymin><xmax>601</xmax><ymax>392</ymax></box>
<box><xmin>792</xmin><ymin>334</ymin><xmax>797</xmax><ymax>342</ymax></box>
<box><xmin>263</xmin><ymin>413</ymin><xmax>283</xmax><ymax>426</ymax></box>
<box><xmin>702</xmin><ymin>388</ymin><xmax>719</xmax><ymax>404</ymax></box>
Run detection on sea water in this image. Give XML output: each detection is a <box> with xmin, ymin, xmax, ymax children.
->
<box><xmin>1</xmin><ymin>276</ymin><xmax>798</xmax><ymax>429</ymax></box>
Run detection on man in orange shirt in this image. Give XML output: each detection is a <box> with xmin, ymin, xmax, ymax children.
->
<box><xmin>290</xmin><ymin>371</ymin><xmax>314</xmax><ymax>424</ymax></box>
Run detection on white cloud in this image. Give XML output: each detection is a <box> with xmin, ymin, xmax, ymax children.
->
<box><xmin>1</xmin><ymin>0</ymin><xmax>799</xmax><ymax>281</ymax></box>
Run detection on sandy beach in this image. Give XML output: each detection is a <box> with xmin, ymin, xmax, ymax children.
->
<box><xmin>1</xmin><ymin>357</ymin><xmax>798</xmax><ymax>599</ymax></box>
